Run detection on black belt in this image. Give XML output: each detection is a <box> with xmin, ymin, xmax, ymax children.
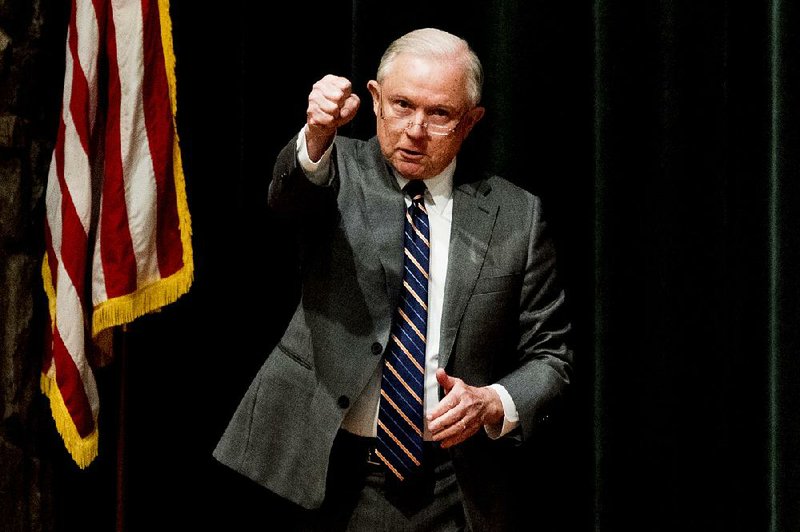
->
<box><xmin>331</xmin><ymin>430</ymin><xmax>455</xmax><ymax>512</ymax></box>
<box><xmin>335</xmin><ymin>429</ymin><xmax>451</xmax><ymax>473</ymax></box>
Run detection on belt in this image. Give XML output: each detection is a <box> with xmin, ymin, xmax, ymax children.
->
<box><xmin>332</xmin><ymin>430</ymin><xmax>454</xmax><ymax>512</ymax></box>
<box><xmin>335</xmin><ymin>429</ymin><xmax>451</xmax><ymax>473</ymax></box>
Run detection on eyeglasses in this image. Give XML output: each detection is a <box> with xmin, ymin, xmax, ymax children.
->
<box><xmin>378</xmin><ymin>90</ymin><xmax>468</xmax><ymax>137</ymax></box>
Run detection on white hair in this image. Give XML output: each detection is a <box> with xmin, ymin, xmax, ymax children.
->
<box><xmin>376</xmin><ymin>28</ymin><xmax>483</xmax><ymax>106</ymax></box>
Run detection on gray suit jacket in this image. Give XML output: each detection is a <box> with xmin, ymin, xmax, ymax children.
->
<box><xmin>213</xmin><ymin>134</ymin><xmax>573</xmax><ymax>530</ymax></box>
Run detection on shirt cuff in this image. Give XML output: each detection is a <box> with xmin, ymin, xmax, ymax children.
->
<box><xmin>296</xmin><ymin>125</ymin><xmax>334</xmax><ymax>185</ymax></box>
<box><xmin>484</xmin><ymin>384</ymin><xmax>520</xmax><ymax>440</ymax></box>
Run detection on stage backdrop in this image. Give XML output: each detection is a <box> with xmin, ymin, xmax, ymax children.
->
<box><xmin>36</xmin><ymin>1</ymin><xmax>799</xmax><ymax>531</ymax></box>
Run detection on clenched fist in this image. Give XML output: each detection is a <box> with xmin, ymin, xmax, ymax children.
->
<box><xmin>305</xmin><ymin>75</ymin><xmax>361</xmax><ymax>161</ymax></box>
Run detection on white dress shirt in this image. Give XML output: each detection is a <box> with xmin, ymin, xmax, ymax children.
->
<box><xmin>296</xmin><ymin>127</ymin><xmax>519</xmax><ymax>440</ymax></box>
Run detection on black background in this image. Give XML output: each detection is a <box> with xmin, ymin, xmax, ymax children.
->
<box><xmin>46</xmin><ymin>1</ymin><xmax>800</xmax><ymax>531</ymax></box>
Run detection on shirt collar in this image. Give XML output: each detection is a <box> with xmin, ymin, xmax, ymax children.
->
<box><xmin>393</xmin><ymin>158</ymin><xmax>455</xmax><ymax>214</ymax></box>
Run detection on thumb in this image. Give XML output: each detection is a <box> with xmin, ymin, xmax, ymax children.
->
<box><xmin>337</xmin><ymin>93</ymin><xmax>361</xmax><ymax>125</ymax></box>
<box><xmin>436</xmin><ymin>368</ymin><xmax>456</xmax><ymax>394</ymax></box>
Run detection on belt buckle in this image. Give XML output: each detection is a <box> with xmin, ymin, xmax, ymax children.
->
<box><xmin>366</xmin><ymin>445</ymin><xmax>382</xmax><ymax>467</ymax></box>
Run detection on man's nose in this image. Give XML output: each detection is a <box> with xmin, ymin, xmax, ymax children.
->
<box><xmin>404</xmin><ymin>117</ymin><xmax>428</xmax><ymax>138</ymax></box>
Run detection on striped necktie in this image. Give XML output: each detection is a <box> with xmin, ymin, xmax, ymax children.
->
<box><xmin>376</xmin><ymin>179</ymin><xmax>430</xmax><ymax>482</ymax></box>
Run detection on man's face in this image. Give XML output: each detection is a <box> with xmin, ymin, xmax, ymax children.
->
<box><xmin>368</xmin><ymin>54</ymin><xmax>484</xmax><ymax>180</ymax></box>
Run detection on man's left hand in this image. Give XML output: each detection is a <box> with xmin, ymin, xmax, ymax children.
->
<box><xmin>427</xmin><ymin>368</ymin><xmax>505</xmax><ymax>448</ymax></box>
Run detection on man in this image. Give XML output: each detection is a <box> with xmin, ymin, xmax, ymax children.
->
<box><xmin>214</xmin><ymin>27</ymin><xmax>573</xmax><ymax>531</ymax></box>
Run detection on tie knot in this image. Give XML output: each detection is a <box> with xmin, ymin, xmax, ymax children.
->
<box><xmin>404</xmin><ymin>180</ymin><xmax>427</xmax><ymax>203</ymax></box>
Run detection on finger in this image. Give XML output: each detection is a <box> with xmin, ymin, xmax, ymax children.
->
<box><xmin>337</xmin><ymin>93</ymin><xmax>361</xmax><ymax>124</ymax></box>
<box><xmin>438</xmin><ymin>417</ymin><xmax>476</xmax><ymax>449</ymax></box>
<box><xmin>427</xmin><ymin>382</ymin><xmax>462</xmax><ymax>423</ymax></box>
<box><xmin>309</xmin><ymin>87</ymin><xmax>359</xmax><ymax>130</ymax></box>
<box><xmin>319</xmin><ymin>74</ymin><xmax>352</xmax><ymax>93</ymax></box>
<box><xmin>315</xmin><ymin>76</ymin><xmax>354</xmax><ymax>111</ymax></box>
<box><xmin>308</xmin><ymin>76</ymin><xmax>350</xmax><ymax>111</ymax></box>
<box><xmin>306</xmin><ymin>102</ymin><xmax>339</xmax><ymax>128</ymax></box>
<box><xmin>313</xmin><ymin>74</ymin><xmax>351</xmax><ymax>96</ymax></box>
<box><xmin>436</xmin><ymin>368</ymin><xmax>456</xmax><ymax>393</ymax></box>
<box><xmin>428</xmin><ymin>390</ymin><xmax>477</xmax><ymax>435</ymax></box>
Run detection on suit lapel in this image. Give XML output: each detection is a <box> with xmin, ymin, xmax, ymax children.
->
<box><xmin>357</xmin><ymin>139</ymin><xmax>405</xmax><ymax>302</ymax></box>
<box><xmin>354</xmin><ymin>140</ymin><xmax>498</xmax><ymax>367</ymax></box>
<box><xmin>439</xmin><ymin>177</ymin><xmax>498</xmax><ymax>369</ymax></box>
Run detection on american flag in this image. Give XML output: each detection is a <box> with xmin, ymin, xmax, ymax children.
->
<box><xmin>41</xmin><ymin>0</ymin><xmax>192</xmax><ymax>468</ymax></box>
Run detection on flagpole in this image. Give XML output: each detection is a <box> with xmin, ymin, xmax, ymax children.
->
<box><xmin>115</xmin><ymin>324</ymin><xmax>128</xmax><ymax>532</ymax></box>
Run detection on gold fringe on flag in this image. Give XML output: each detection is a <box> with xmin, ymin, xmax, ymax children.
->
<box><xmin>91</xmin><ymin>266</ymin><xmax>194</xmax><ymax>335</ymax></box>
<box><xmin>40</xmin><ymin>373</ymin><xmax>99</xmax><ymax>469</ymax></box>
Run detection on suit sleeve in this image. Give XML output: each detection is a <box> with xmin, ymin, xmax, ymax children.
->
<box><xmin>268</xmin><ymin>132</ymin><xmax>339</xmax><ymax>219</ymax></box>
<box><xmin>496</xmin><ymin>195</ymin><xmax>573</xmax><ymax>441</ymax></box>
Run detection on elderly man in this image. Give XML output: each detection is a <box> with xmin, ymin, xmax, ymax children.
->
<box><xmin>214</xmin><ymin>27</ymin><xmax>573</xmax><ymax>531</ymax></box>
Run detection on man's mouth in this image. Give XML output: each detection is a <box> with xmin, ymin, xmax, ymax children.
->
<box><xmin>398</xmin><ymin>148</ymin><xmax>424</xmax><ymax>160</ymax></box>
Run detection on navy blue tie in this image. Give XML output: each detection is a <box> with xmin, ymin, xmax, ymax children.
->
<box><xmin>376</xmin><ymin>180</ymin><xmax>430</xmax><ymax>482</ymax></box>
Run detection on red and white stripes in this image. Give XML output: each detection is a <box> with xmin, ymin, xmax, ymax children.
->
<box><xmin>42</xmin><ymin>0</ymin><xmax>192</xmax><ymax>468</ymax></box>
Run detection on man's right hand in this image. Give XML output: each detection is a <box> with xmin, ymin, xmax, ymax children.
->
<box><xmin>305</xmin><ymin>75</ymin><xmax>361</xmax><ymax>162</ymax></box>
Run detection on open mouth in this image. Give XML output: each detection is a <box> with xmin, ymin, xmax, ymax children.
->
<box><xmin>398</xmin><ymin>148</ymin><xmax>424</xmax><ymax>160</ymax></box>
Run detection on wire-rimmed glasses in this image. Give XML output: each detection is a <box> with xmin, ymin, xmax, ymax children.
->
<box><xmin>378</xmin><ymin>90</ymin><xmax>467</xmax><ymax>137</ymax></box>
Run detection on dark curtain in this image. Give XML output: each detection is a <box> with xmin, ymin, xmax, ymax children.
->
<box><xmin>47</xmin><ymin>1</ymin><xmax>800</xmax><ymax>531</ymax></box>
<box><xmin>593</xmin><ymin>2</ymin><xmax>800</xmax><ymax>530</ymax></box>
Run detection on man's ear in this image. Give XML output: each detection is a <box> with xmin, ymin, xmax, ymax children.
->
<box><xmin>366</xmin><ymin>80</ymin><xmax>381</xmax><ymax>117</ymax></box>
<box><xmin>462</xmin><ymin>106</ymin><xmax>486</xmax><ymax>135</ymax></box>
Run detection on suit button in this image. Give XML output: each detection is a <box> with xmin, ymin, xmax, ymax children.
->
<box><xmin>371</xmin><ymin>342</ymin><xmax>383</xmax><ymax>355</ymax></box>
<box><xmin>337</xmin><ymin>396</ymin><xmax>350</xmax><ymax>409</ymax></box>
